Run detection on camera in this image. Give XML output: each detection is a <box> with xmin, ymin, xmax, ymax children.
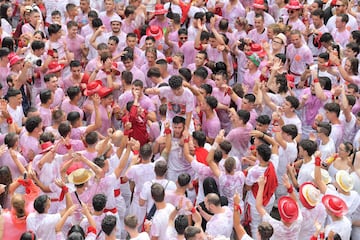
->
<box><xmin>24</xmin><ymin>54</ymin><xmax>42</xmax><ymax>67</ymax></box>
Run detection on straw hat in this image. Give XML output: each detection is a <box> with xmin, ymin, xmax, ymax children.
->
<box><xmin>68</xmin><ymin>168</ymin><xmax>94</xmax><ymax>185</ymax></box>
<box><xmin>311</xmin><ymin>168</ymin><xmax>332</xmax><ymax>185</ymax></box>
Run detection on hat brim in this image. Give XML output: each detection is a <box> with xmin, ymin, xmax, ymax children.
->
<box><xmin>155</xmin><ymin>9</ymin><xmax>168</xmax><ymax>15</ymax></box>
<box><xmin>10</xmin><ymin>57</ymin><xmax>24</xmax><ymax>67</ymax></box>
<box><xmin>253</xmin><ymin>3</ymin><xmax>265</xmax><ymax>9</ymax></box>
<box><xmin>68</xmin><ymin>169</ymin><xmax>94</xmax><ymax>185</ymax></box>
<box><xmin>286</xmin><ymin>5</ymin><xmax>302</xmax><ymax>9</ymax></box>
<box><xmin>146</xmin><ymin>29</ymin><xmax>163</xmax><ymax>40</ymax></box>
<box><xmin>46</xmin><ymin>64</ymin><xmax>65</xmax><ymax>74</ymax></box>
<box><xmin>40</xmin><ymin>145</ymin><xmax>54</xmax><ymax>154</ymax></box>
<box><xmin>84</xmin><ymin>80</ymin><xmax>103</xmax><ymax>96</ymax></box>
<box><xmin>278</xmin><ymin>196</ymin><xmax>299</xmax><ymax>223</ymax></box>
<box><xmin>322</xmin><ymin>195</ymin><xmax>348</xmax><ymax>217</ymax></box>
<box><xmin>299</xmin><ymin>183</ymin><xmax>317</xmax><ymax>209</ymax></box>
<box><xmin>311</xmin><ymin>169</ymin><xmax>332</xmax><ymax>185</ymax></box>
<box><xmin>336</xmin><ymin>172</ymin><xmax>353</xmax><ymax>192</ymax></box>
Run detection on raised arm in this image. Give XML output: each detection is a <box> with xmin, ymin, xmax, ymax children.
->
<box><xmin>206</xmin><ymin>130</ymin><xmax>224</xmax><ymax>178</ymax></box>
<box><xmin>314</xmin><ymin>152</ymin><xmax>327</xmax><ymax>194</ymax></box>
<box><xmin>255</xmin><ymin>175</ymin><xmax>267</xmax><ymax>217</ymax></box>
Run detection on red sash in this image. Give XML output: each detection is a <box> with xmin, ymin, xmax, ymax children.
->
<box><xmin>251</xmin><ymin>162</ymin><xmax>278</xmax><ymax>206</ymax></box>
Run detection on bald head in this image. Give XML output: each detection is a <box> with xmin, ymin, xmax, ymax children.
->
<box><xmin>111</xmin><ymin>130</ymin><xmax>124</xmax><ymax>147</ymax></box>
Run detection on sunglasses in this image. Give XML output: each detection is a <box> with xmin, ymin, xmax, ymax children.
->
<box><xmin>288</xmin><ymin>10</ymin><xmax>296</xmax><ymax>13</ymax></box>
<box><xmin>335</xmin><ymin>4</ymin><xmax>344</xmax><ymax>7</ymax></box>
<box><xmin>180</xmin><ymin>37</ymin><xmax>188</xmax><ymax>40</ymax></box>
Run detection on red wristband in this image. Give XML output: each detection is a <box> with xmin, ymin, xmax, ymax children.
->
<box><xmin>319</xmin><ymin>232</ymin><xmax>325</xmax><ymax>239</ymax></box>
<box><xmin>164</xmin><ymin>128</ymin><xmax>171</xmax><ymax>135</ymax></box>
<box><xmin>287</xmin><ymin>185</ymin><xmax>294</xmax><ymax>194</ymax></box>
<box><xmin>6</xmin><ymin>118</ymin><xmax>13</xmax><ymax>124</ymax></box>
<box><xmin>315</xmin><ymin>156</ymin><xmax>321</xmax><ymax>166</ymax></box>
<box><xmin>61</xmin><ymin>185</ymin><xmax>69</xmax><ymax>194</ymax></box>
<box><xmin>234</xmin><ymin>204</ymin><xmax>242</xmax><ymax>214</ymax></box>
<box><xmin>191</xmin><ymin>207</ymin><xmax>196</xmax><ymax>214</ymax></box>
<box><xmin>313</xmin><ymin>78</ymin><xmax>319</xmax><ymax>83</ymax></box>
<box><xmin>184</xmin><ymin>137</ymin><xmax>190</xmax><ymax>143</ymax></box>
<box><xmin>132</xmin><ymin>150</ymin><xmax>139</xmax><ymax>155</ymax></box>
<box><xmin>87</xmin><ymin>226</ymin><xmax>97</xmax><ymax>235</ymax></box>
<box><xmin>65</xmin><ymin>143</ymin><xmax>72</xmax><ymax>150</ymax></box>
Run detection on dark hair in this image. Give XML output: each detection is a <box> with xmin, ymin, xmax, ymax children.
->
<box><xmin>324</xmin><ymin>102</ymin><xmax>341</xmax><ymax>117</ymax></box>
<box><xmin>172</xmin><ymin>116</ymin><xmax>186</xmax><ymax>125</ymax></box>
<box><xmin>39</xmin><ymin>132</ymin><xmax>55</xmax><ymax>144</ymax></box>
<box><xmin>258</xmin><ymin>222</ymin><xmax>274</xmax><ymax>240</ymax></box>
<box><xmin>193</xmin><ymin>67</ymin><xmax>208</xmax><ymax>80</ymax></box>
<box><xmin>346</xmin><ymin>42</ymin><xmax>360</xmax><ymax>56</ymax></box>
<box><xmin>147</xmin><ymin>67</ymin><xmax>161</xmax><ymax>78</ymax></box>
<box><xmin>203</xmin><ymin>177</ymin><xmax>220</xmax><ymax>196</ymax></box>
<box><xmin>192</xmin><ymin>130</ymin><xmax>206</xmax><ymax>147</ymax></box>
<box><xmin>311</xmin><ymin>9</ymin><xmax>324</xmax><ymax>18</ymax></box>
<box><xmin>219</xmin><ymin>140</ymin><xmax>232</xmax><ymax>154</ymax></box>
<box><xmin>224</xmin><ymin>157</ymin><xmax>236</xmax><ymax>173</ymax></box>
<box><xmin>351</xmin><ymin>30</ymin><xmax>360</xmax><ymax>45</ymax></box>
<box><xmin>237</xmin><ymin>110</ymin><xmax>250</xmax><ymax>124</ymax></box>
<box><xmin>67</xmin><ymin>86</ymin><xmax>81</xmax><ymax>100</ymax></box>
<box><xmin>0</xmin><ymin>166</ymin><xmax>12</xmax><ymax>207</ymax></box>
<box><xmin>347</xmin><ymin>57</ymin><xmax>359</xmax><ymax>75</ymax></box>
<box><xmin>93</xmin><ymin>157</ymin><xmax>106</xmax><ymax>168</ymax></box>
<box><xmin>200</xmin><ymin>83</ymin><xmax>212</xmax><ymax>95</ymax></box>
<box><xmin>20</xmin><ymin>231</ymin><xmax>37</xmax><ymax>240</ymax></box>
<box><xmin>34</xmin><ymin>195</ymin><xmax>49</xmax><ymax>213</ymax></box>
<box><xmin>4</xmin><ymin>132</ymin><xmax>18</xmax><ymax>148</ymax></box>
<box><xmin>177</xmin><ymin>173</ymin><xmax>191</xmax><ymax>187</ymax></box>
<box><xmin>67</xmin><ymin>225</ymin><xmax>85</xmax><ymax>239</ymax></box>
<box><xmin>338</xmin><ymin>13</ymin><xmax>349</xmax><ymax>23</ymax></box>
<box><xmin>70</xmin><ymin>60</ymin><xmax>81</xmax><ymax>68</ymax></box>
<box><xmin>121</xmin><ymin>71</ymin><xmax>133</xmax><ymax>85</ymax></box>
<box><xmin>205</xmin><ymin>96</ymin><xmax>218</xmax><ymax>110</ymax></box>
<box><xmin>348</xmin><ymin>83</ymin><xmax>359</xmax><ymax>93</ymax></box>
<box><xmin>256</xmin><ymin>144</ymin><xmax>271</xmax><ymax>162</ymax></box>
<box><xmin>184</xmin><ymin>226</ymin><xmax>201</xmax><ymax>239</ymax></box>
<box><xmin>92</xmin><ymin>194</ymin><xmax>107</xmax><ymax>212</ymax></box>
<box><xmin>281</xmin><ymin>124</ymin><xmax>298</xmax><ymax>139</ymax></box>
<box><xmin>101</xmin><ymin>215</ymin><xmax>117</xmax><ymax>236</ymax></box>
<box><xmin>299</xmin><ymin>139</ymin><xmax>317</xmax><ymax>156</ymax></box>
<box><xmin>151</xmin><ymin>183</ymin><xmax>165</xmax><ymax>202</ymax></box>
<box><xmin>67</xmin><ymin>111</ymin><xmax>81</xmax><ymax>125</ymax></box>
<box><xmin>85</xmin><ymin>131</ymin><xmax>98</xmax><ymax>145</ymax></box>
<box><xmin>256</xmin><ymin>115</ymin><xmax>271</xmax><ymax>125</ymax></box>
<box><xmin>39</xmin><ymin>89</ymin><xmax>52</xmax><ymax>104</ymax></box>
<box><xmin>154</xmin><ymin>160</ymin><xmax>167</xmax><ymax>177</ymax></box>
<box><xmin>2</xmin><ymin>37</ymin><xmax>14</xmax><ymax>51</ymax></box>
<box><xmin>317</xmin><ymin>122</ymin><xmax>332</xmax><ymax>136</ymax></box>
<box><xmin>48</xmin><ymin>23</ymin><xmax>62</xmax><ymax>36</ymax></box>
<box><xmin>25</xmin><ymin>116</ymin><xmax>42</xmax><ymax>133</ymax></box>
<box><xmin>31</xmin><ymin>40</ymin><xmax>45</xmax><ymax>51</ymax></box>
<box><xmin>109</xmin><ymin>35</ymin><xmax>119</xmax><ymax>44</ymax></box>
<box><xmin>319</xmin><ymin>32</ymin><xmax>333</xmax><ymax>43</ymax></box>
<box><xmin>275</xmin><ymin>74</ymin><xmax>288</xmax><ymax>93</ymax></box>
<box><xmin>0</xmin><ymin>3</ymin><xmax>12</xmax><ymax>24</ymax></box>
<box><xmin>140</xmin><ymin>143</ymin><xmax>152</xmax><ymax>160</ymax></box>
<box><xmin>285</xmin><ymin>96</ymin><xmax>299</xmax><ymax>110</ymax></box>
<box><xmin>92</xmin><ymin>18</ymin><xmax>103</xmax><ymax>28</ymax></box>
<box><xmin>58</xmin><ymin>122</ymin><xmax>72</xmax><ymax>138</ymax></box>
<box><xmin>175</xmin><ymin>215</ymin><xmax>188</xmax><ymax>235</ymax></box>
<box><xmin>179</xmin><ymin>68</ymin><xmax>192</xmax><ymax>82</ymax></box>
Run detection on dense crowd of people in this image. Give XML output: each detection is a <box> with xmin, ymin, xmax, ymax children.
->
<box><xmin>0</xmin><ymin>0</ymin><xmax>360</xmax><ymax>239</ymax></box>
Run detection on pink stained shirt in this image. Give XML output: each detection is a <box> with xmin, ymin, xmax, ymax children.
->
<box><xmin>212</xmin><ymin>87</ymin><xmax>231</xmax><ymax>133</ymax></box>
<box><xmin>243</xmin><ymin>69</ymin><xmax>261</xmax><ymax>92</ymax></box>
<box><xmin>222</xmin><ymin>2</ymin><xmax>245</xmax><ymax>28</ymax></box>
<box><xmin>226</xmin><ymin>123</ymin><xmax>252</xmax><ymax>159</ymax></box>
<box><xmin>118</xmin><ymin>91</ymin><xmax>156</xmax><ymax>112</ymax></box>
<box><xmin>159</xmin><ymin>86</ymin><xmax>195</xmax><ymax>121</ymax></box>
<box><xmin>0</xmin><ymin>150</ymin><xmax>27</xmax><ymax>179</ymax></box>
<box><xmin>19</xmin><ymin>133</ymin><xmax>40</xmax><ymax>162</ymax></box>
<box><xmin>99</xmin><ymin>12</ymin><xmax>115</xmax><ymax>32</ymax></box>
<box><xmin>201</xmin><ymin>112</ymin><xmax>221</xmax><ymax>140</ymax></box>
<box><xmin>302</xmin><ymin>88</ymin><xmax>331</xmax><ymax>126</ymax></box>
<box><xmin>36</xmin><ymin>88</ymin><xmax>65</xmax><ymax>109</ymax></box>
<box><xmin>149</xmin><ymin>18</ymin><xmax>169</xmax><ymax>30</ymax></box>
<box><xmin>64</xmin><ymin>34</ymin><xmax>85</xmax><ymax>61</ymax></box>
<box><xmin>247</xmin><ymin>28</ymin><xmax>268</xmax><ymax>44</ymax></box>
<box><xmin>61</xmin><ymin>98</ymin><xmax>84</xmax><ymax>121</ymax></box>
<box><xmin>332</xmin><ymin>29</ymin><xmax>351</xmax><ymax>49</ymax></box>
<box><xmin>180</xmin><ymin>41</ymin><xmax>199</xmax><ymax>66</ymax></box>
<box><xmin>286</xmin><ymin>44</ymin><xmax>313</xmax><ymax>83</ymax></box>
<box><xmin>38</xmin><ymin>106</ymin><xmax>52</xmax><ymax>128</ymax></box>
<box><xmin>90</xmin><ymin>104</ymin><xmax>112</xmax><ymax>137</ymax></box>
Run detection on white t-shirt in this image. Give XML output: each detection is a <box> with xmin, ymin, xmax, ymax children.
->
<box><xmin>130</xmin><ymin>232</ymin><xmax>151</xmax><ymax>240</ymax></box>
<box><xmin>325</xmin><ymin>216</ymin><xmax>352</xmax><ymax>240</ymax></box>
<box><xmin>262</xmin><ymin>212</ymin><xmax>303</xmax><ymax>240</ymax></box>
<box><xmin>282</xmin><ymin>114</ymin><xmax>303</xmax><ymax>134</ymax></box>
<box><xmin>298</xmin><ymin>204</ymin><xmax>327</xmax><ymax>240</ymax></box>
<box><xmin>297</xmin><ymin>157</ymin><xmax>315</xmax><ymax>186</ymax></box>
<box><xmin>150</xmin><ymin>203</ymin><xmax>175</xmax><ymax>240</ymax></box>
<box><xmin>319</xmin><ymin>139</ymin><xmax>336</xmax><ymax>161</ymax></box>
<box><xmin>26</xmin><ymin>212</ymin><xmax>61</xmax><ymax>240</ymax></box>
<box><xmin>206</xmin><ymin>206</ymin><xmax>233</xmax><ymax>238</ymax></box>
